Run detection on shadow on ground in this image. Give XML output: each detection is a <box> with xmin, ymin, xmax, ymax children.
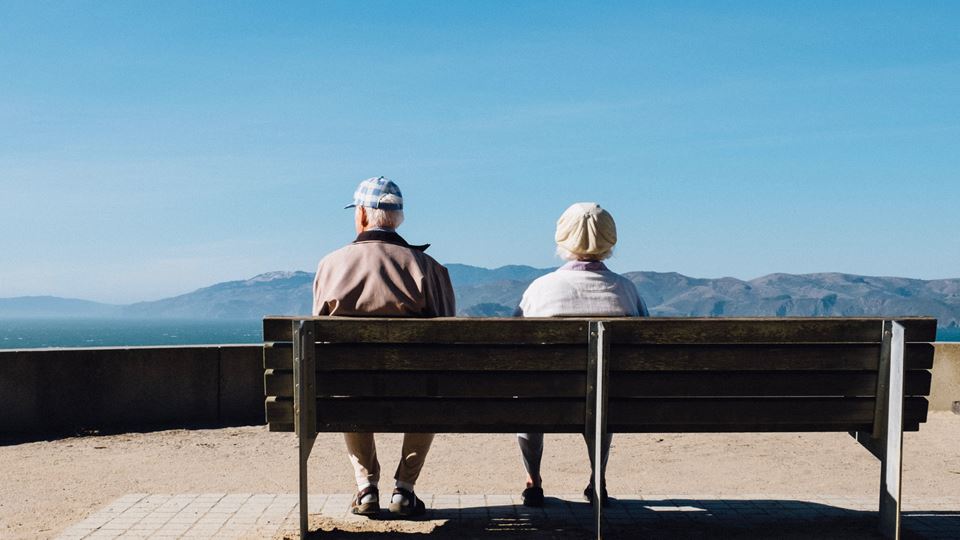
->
<box><xmin>289</xmin><ymin>499</ymin><xmax>960</xmax><ymax>540</ymax></box>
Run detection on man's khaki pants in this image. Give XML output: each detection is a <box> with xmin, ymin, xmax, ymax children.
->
<box><xmin>345</xmin><ymin>432</ymin><xmax>434</xmax><ymax>488</ymax></box>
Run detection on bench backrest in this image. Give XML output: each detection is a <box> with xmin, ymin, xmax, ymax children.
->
<box><xmin>263</xmin><ymin>317</ymin><xmax>936</xmax><ymax>434</ymax></box>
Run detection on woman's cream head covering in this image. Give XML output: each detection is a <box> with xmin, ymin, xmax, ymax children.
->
<box><xmin>554</xmin><ymin>202</ymin><xmax>617</xmax><ymax>257</ymax></box>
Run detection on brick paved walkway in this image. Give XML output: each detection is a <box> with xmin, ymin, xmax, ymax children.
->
<box><xmin>55</xmin><ymin>493</ymin><xmax>960</xmax><ymax>539</ymax></box>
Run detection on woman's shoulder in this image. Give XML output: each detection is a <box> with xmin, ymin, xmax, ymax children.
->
<box><xmin>524</xmin><ymin>269</ymin><xmax>572</xmax><ymax>294</ymax></box>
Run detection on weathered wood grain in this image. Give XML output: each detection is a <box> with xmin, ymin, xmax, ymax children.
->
<box><xmin>264</xmin><ymin>370</ymin><xmax>932</xmax><ymax>399</ymax></box>
<box><xmin>266</xmin><ymin>317</ymin><xmax>590</xmax><ymax>344</ymax></box>
<box><xmin>262</xmin><ymin>317</ymin><xmax>937</xmax><ymax>436</ymax></box>
<box><xmin>263</xmin><ymin>342</ymin><xmax>934</xmax><ymax>371</ymax></box>
<box><xmin>266</xmin><ymin>370</ymin><xmax>585</xmax><ymax>398</ymax></box>
<box><xmin>608</xmin><ymin>370</ymin><xmax>932</xmax><ymax>397</ymax></box>
<box><xmin>264</xmin><ymin>317</ymin><xmax>937</xmax><ymax>344</ymax></box>
<box><xmin>264</xmin><ymin>396</ymin><xmax>928</xmax><ymax>433</ymax></box>
<box><xmin>263</xmin><ymin>318</ymin><xmax>297</xmax><ymax>344</ymax></box>
<box><xmin>264</xmin><ymin>343</ymin><xmax>586</xmax><ymax>370</ymax></box>
<box><xmin>608</xmin><ymin>397</ymin><xmax>929</xmax><ymax>428</ymax></box>
<box><xmin>603</xmin><ymin>318</ymin><xmax>936</xmax><ymax>344</ymax></box>
<box><xmin>610</xmin><ymin>343</ymin><xmax>934</xmax><ymax>371</ymax></box>
<box><xmin>265</xmin><ymin>397</ymin><xmax>584</xmax><ymax>432</ymax></box>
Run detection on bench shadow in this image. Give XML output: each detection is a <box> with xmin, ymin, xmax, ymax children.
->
<box><xmin>297</xmin><ymin>498</ymin><xmax>960</xmax><ymax>539</ymax></box>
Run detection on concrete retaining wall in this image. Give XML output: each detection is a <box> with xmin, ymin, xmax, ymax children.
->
<box><xmin>1</xmin><ymin>343</ymin><xmax>957</xmax><ymax>439</ymax></box>
<box><xmin>0</xmin><ymin>345</ymin><xmax>263</xmax><ymax>438</ymax></box>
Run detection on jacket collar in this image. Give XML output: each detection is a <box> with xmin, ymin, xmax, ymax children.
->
<box><xmin>353</xmin><ymin>229</ymin><xmax>430</xmax><ymax>252</ymax></box>
<box><xmin>561</xmin><ymin>260</ymin><xmax>609</xmax><ymax>271</ymax></box>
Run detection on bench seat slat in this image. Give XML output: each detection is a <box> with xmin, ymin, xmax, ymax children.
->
<box><xmin>264</xmin><ymin>370</ymin><xmax>931</xmax><ymax>398</ymax></box>
<box><xmin>610</xmin><ymin>396</ymin><xmax>928</xmax><ymax>427</ymax></box>
<box><xmin>264</xmin><ymin>420</ymin><xmax>924</xmax><ymax>433</ymax></box>
<box><xmin>266</xmin><ymin>396</ymin><xmax>584</xmax><ymax>431</ymax></box>
<box><xmin>265</xmin><ymin>422</ymin><xmax>923</xmax><ymax>433</ymax></box>
<box><xmin>264</xmin><ymin>396</ymin><xmax>928</xmax><ymax>433</ymax></box>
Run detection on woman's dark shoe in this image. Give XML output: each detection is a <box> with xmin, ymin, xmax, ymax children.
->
<box><xmin>521</xmin><ymin>486</ymin><xmax>545</xmax><ymax>507</ymax></box>
<box><xmin>389</xmin><ymin>487</ymin><xmax>427</xmax><ymax>517</ymax></box>
<box><xmin>350</xmin><ymin>485</ymin><xmax>380</xmax><ymax>516</ymax></box>
<box><xmin>583</xmin><ymin>485</ymin><xmax>610</xmax><ymax>507</ymax></box>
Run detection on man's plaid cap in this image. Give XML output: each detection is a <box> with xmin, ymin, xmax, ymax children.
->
<box><xmin>345</xmin><ymin>176</ymin><xmax>404</xmax><ymax>211</ymax></box>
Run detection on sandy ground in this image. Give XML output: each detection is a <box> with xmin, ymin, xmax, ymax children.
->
<box><xmin>2</xmin><ymin>412</ymin><xmax>959</xmax><ymax>539</ymax></box>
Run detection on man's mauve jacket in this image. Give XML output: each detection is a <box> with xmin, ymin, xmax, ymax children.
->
<box><xmin>312</xmin><ymin>230</ymin><xmax>456</xmax><ymax>317</ymax></box>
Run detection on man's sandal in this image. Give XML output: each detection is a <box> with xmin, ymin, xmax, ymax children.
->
<box><xmin>350</xmin><ymin>485</ymin><xmax>380</xmax><ymax>516</ymax></box>
<box><xmin>388</xmin><ymin>487</ymin><xmax>426</xmax><ymax>517</ymax></box>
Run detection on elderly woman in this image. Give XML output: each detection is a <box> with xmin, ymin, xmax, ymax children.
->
<box><xmin>515</xmin><ymin>202</ymin><xmax>649</xmax><ymax>508</ymax></box>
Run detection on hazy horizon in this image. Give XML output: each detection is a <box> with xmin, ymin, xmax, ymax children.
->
<box><xmin>4</xmin><ymin>263</ymin><xmax>960</xmax><ymax>305</ymax></box>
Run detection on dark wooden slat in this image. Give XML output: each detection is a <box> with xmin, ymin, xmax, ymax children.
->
<box><xmin>265</xmin><ymin>343</ymin><xmax>586</xmax><ymax>371</ymax></box>
<box><xmin>267</xmin><ymin>370</ymin><xmax>586</xmax><ymax>398</ymax></box>
<box><xmin>263</xmin><ymin>342</ymin><xmax>934</xmax><ymax>371</ymax></box>
<box><xmin>315</xmin><ymin>318</ymin><xmax>590</xmax><ymax>344</ymax></box>
<box><xmin>604</xmin><ymin>422</ymin><xmax>923</xmax><ymax>433</ymax></box>
<box><xmin>265</xmin><ymin>397</ymin><xmax>585</xmax><ymax>432</ymax></box>
<box><xmin>264</xmin><ymin>395</ymin><xmax>285</xmax><ymax>426</ymax></box>
<box><xmin>265</xmin><ymin>317</ymin><xmax>590</xmax><ymax>344</ymax></box>
<box><xmin>264</xmin><ymin>396</ymin><xmax>928</xmax><ymax>433</ymax></box>
<box><xmin>264</xmin><ymin>318</ymin><xmax>297</xmax><ymax>343</ymax></box>
<box><xmin>611</xmin><ymin>343</ymin><xmax>932</xmax><ymax>371</ymax></box>
<box><xmin>609</xmin><ymin>397</ymin><xmax>929</xmax><ymax>428</ymax></box>
<box><xmin>897</xmin><ymin>318</ymin><xmax>939</xmax><ymax>342</ymax></box>
<box><xmin>264</xmin><ymin>369</ymin><xmax>283</xmax><ymax>395</ymax></box>
<box><xmin>317</xmin><ymin>344</ymin><xmax>587</xmax><ymax>371</ymax></box>
<box><xmin>265</xmin><ymin>420</ymin><xmax>924</xmax><ymax>433</ymax></box>
<box><xmin>265</xmin><ymin>316</ymin><xmax>937</xmax><ymax>344</ymax></box>
<box><xmin>263</xmin><ymin>342</ymin><xmax>292</xmax><ymax>369</ymax></box>
<box><xmin>612</xmin><ymin>344</ymin><xmax>878</xmax><ymax>371</ymax></box>
<box><xmin>604</xmin><ymin>318</ymin><xmax>937</xmax><ymax>344</ymax></box>
<box><xmin>609</xmin><ymin>371</ymin><xmax>932</xmax><ymax>398</ymax></box>
<box><xmin>264</xmin><ymin>370</ymin><xmax>932</xmax><ymax>399</ymax></box>
<box><xmin>269</xmin><ymin>422</ymin><xmax>294</xmax><ymax>432</ymax></box>
<box><xmin>905</xmin><ymin>343</ymin><xmax>934</xmax><ymax>369</ymax></box>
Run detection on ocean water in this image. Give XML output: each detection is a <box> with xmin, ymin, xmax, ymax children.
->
<box><xmin>0</xmin><ymin>318</ymin><xmax>263</xmax><ymax>349</ymax></box>
<box><xmin>0</xmin><ymin>318</ymin><xmax>957</xmax><ymax>350</ymax></box>
<box><xmin>938</xmin><ymin>327</ymin><xmax>960</xmax><ymax>342</ymax></box>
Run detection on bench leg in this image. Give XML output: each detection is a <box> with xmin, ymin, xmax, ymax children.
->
<box><xmin>586</xmin><ymin>321</ymin><xmax>609</xmax><ymax>540</ymax></box>
<box><xmin>849</xmin><ymin>321</ymin><xmax>905</xmax><ymax>539</ymax></box>
<box><xmin>878</xmin><ymin>321</ymin><xmax>905</xmax><ymax>540</ymax></box>
<box><xmin>293</xmin><ymin>320</ymin><xmax>318</xmax><ymax>539</ymax></box>
<box><xmin>299</xmin><ymin>434</ymin><xmax>317</xmax><ymax>539</ymax></box>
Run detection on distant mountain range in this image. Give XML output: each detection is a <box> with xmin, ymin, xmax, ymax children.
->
<box><xmin>1</xmin><ymin>264</ymin><xmax>958</xmax><ymax>327</ymax></box>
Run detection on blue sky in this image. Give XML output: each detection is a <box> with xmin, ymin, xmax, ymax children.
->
<box><xmin>1</xmin><ymin>1</ymin><xmax>958</xmax><ymax>303</ymax></box>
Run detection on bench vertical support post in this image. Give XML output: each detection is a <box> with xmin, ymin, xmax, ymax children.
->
<box><xmin>877</xmin><ymin>320</ymin><xmax>905</xmax><ymax>540</ymax></box>
<box><xmin>294</xmin><ymin>320</ymin><xmax>317</xmax><ymax>539</ymax></box>
<box><xmin>585</xmin><ymin>321</ymin><xmax>609</xmax><ymax>540</ymax></box>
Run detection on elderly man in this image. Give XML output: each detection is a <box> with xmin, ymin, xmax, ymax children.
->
<box><xmin>312</xmin><ymin>176</ymin><xmax>456</xmax><ymax>517</ymax></box>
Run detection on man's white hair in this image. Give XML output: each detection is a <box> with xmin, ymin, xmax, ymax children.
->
<box><xmin>556</xmin><ymin>244</ymin><xmax>613</xmax><ymax>262</ymax></box>
<box><xmin>365</xmin><ymin>194</ymin><xmax>404</xmax><ymax>229</ymax></box>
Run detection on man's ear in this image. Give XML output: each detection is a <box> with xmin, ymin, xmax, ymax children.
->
<box><xmin>357</xmin><ymin>207</ymin><xmax>369</xmax><ymax>228</ymax></box>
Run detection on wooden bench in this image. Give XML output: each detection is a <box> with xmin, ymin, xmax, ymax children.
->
<box><xmin>263</xmin><ymin>316</ymin><xmax>937</xmax><ymax>539</ymax></box>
